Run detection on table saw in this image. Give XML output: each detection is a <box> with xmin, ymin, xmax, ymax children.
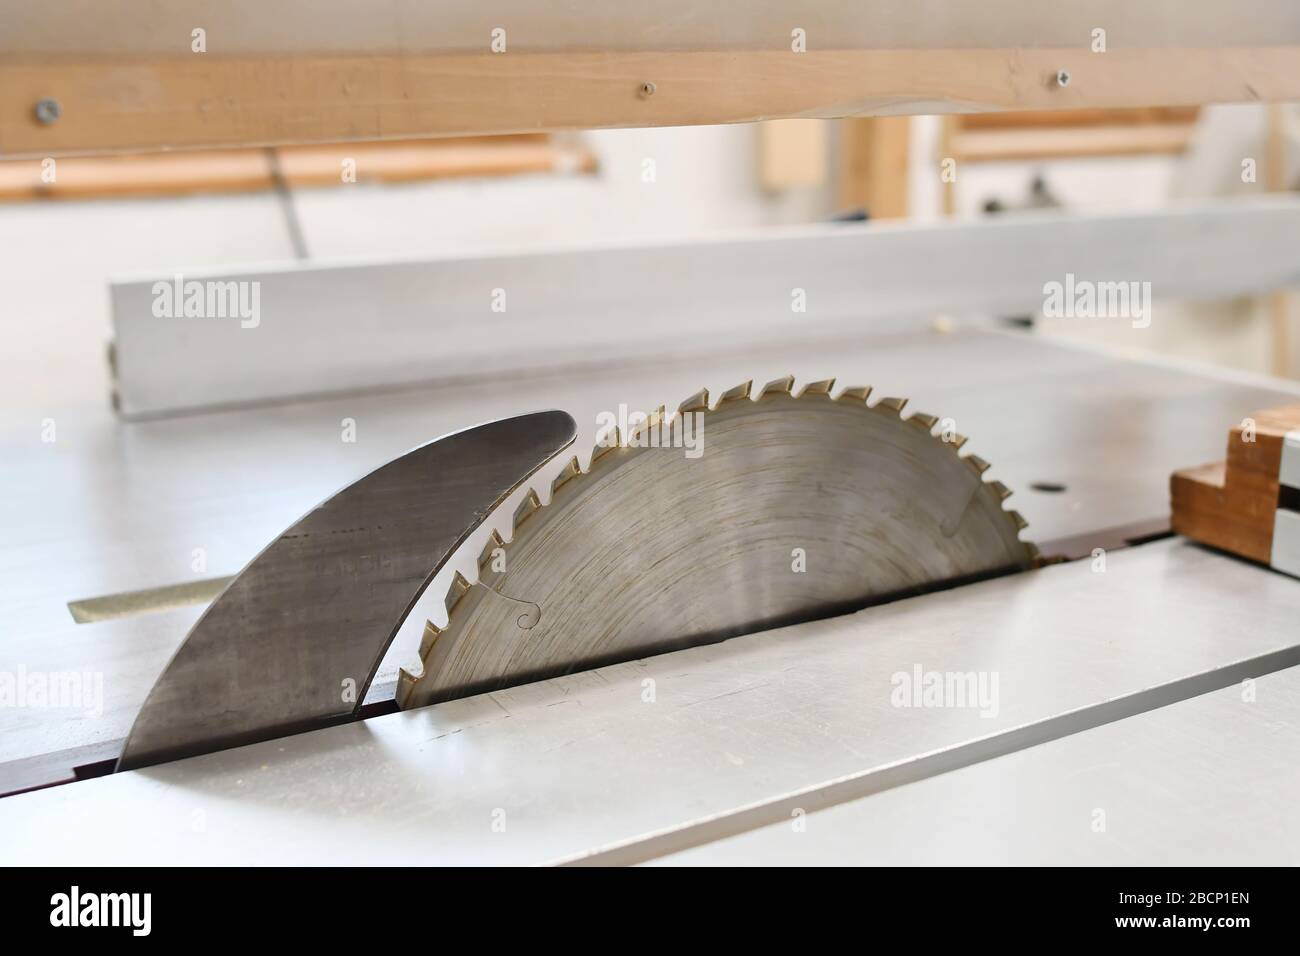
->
<box><xmin>3</xmin><ymin>1</ymin><xmax>1300</xmax><ymax>868</ymax></box>
<box><xmin>5</xmin><ymin>320</ymin><xmax>1300</xmax><ymax>865</ymax></box>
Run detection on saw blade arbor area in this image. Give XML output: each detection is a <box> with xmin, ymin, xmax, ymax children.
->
<box><xmin>398</xmin><ymin>376</ymin><xmax>1037</xmax><ymax>710</ymax></box>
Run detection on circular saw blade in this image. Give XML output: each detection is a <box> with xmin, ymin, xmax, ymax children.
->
<box><xmin>398</xmin><ymin>376</ymin><xmax>1036</xmax><ymax>709</ymax></box>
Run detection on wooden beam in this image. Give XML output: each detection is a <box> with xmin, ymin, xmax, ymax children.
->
<box><xmin>838</xmin><ymin>117</ymin><xmax>910</xmax><ymax>219</ymax></box>
<box><xmin>1266</xmin><ymin>104</ymin><xmax>1293</xmax><ymax>377</ymax></box>
<box><xmin>759</xmin><ymin>119</ymin><xmax>827</xmax><ymax>191</ymax></box>
<box><xmin>3</xmin><ymin>46</ymin><xmax>1299</xmax><ymax>157</ymax></box>
<box><xmin>939</xmin><ymin>115</ymin><xmax>958</xmax><ymax>217</ymax></box>
<box><xmin>958</xmin><ymin>106</ymin><xmax>1201</xmax><ymax>130</ymax></box>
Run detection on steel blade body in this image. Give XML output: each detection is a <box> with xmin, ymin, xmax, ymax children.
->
<box><xmin>400</xmin><ymin>379</ymin><xmax>1034</xmax><ymax>709</ymax></box>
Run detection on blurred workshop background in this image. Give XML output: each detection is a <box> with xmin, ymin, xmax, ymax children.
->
<box><xmin>2</xmin><ymin>105</ymin><xmax>1297</xmax><ymax>409</ymax></box>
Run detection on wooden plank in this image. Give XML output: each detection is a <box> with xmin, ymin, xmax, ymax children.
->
<box><xmin>947</xmin><ymin>107</ymin><xmax>1200</xmax><ymax>166</ymax></box>
<box><xmin>958</xmin><ymin>106</ymin><xmax>1201</xmax><ymax>130</ymax></box>
<box><xmin>3</xmin><ymin>46</ymin><xmax>1299</xmax><ymax>156</ymax></box>
<box><xmin>275</xmin><ymin>135</ymin><xmax>595</xmax><ymax>186</ymax></box>
<box><xmin>0</xmin><ymin>135</ymin><xmax>594</xmax><ymax>201</ymax></box>
<box><xmin>949</xmin><ymin>123</ymin><xmax>1193</xmax><ymax>162</ymax></box>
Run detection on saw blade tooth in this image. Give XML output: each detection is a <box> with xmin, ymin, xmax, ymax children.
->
<box><xmin>477</xmin><ymin>529</ymin><xmax>507</xmax><ymax>572</ymax></box>
<box><xmin>1007</xmin><ymin>509</ymin><xmax>1030</xmax><ymax>531</ymax></box>
<box><xmin>418</xmin><ymin>620</ymin><xmax>443</xmax><ymax>658</ymax></box>
<box><xmin>512</xmin><ymin>489</ymin><xmax>543</xmax><ymax>531</ymax></box>
<box><xmin>872</xmin><ymin>396</ymin><xmax>908</xmax><ymax>415</ymax></box>
<box><xmin>677</xmin><ymin>388</ymin><xmax>710</xmax><ymax>414</ymax></box>
<box><xmin>797</xmin><ymin>378</ymin><xmax>836</xmax><ymax>399</ymax></box>
<box><xmin>906</xmin><ymin>411</ymin><xmax>940</xmax><ymax>433</ymax></box>
<box><xmin>637</xmin><ymin>405</ymin><xmax>676</xmax><ymax>447</ymax></box>
<box><xmin>716</xmin><ymin>380</ymin><xmax>753</xmax><ymax>406</ymax></box>
<box><xmin>591</xmin><ymin>429</ymin><xmax>622</xmax><ymax>462</ymax></box>
<box><xmin>987</xmin><ymin>480</ymin><xmax>1013</xmax><ymax>502</ymax></box>
<box><xmin>964</xmin><ymin>453</ymin><xmax>992</xmax><ymax>476</ymax></box>
<box><xmin>631</xmin><ymin>405</ymin><xmax>665</xmax><ymax>444</ymax></box>
<box><xmin>759</xmin><ymin>375</ymin><xmax>796</xmax><ymax>399</ymax></box>
<box><xmin>836</xmin><ymin>385</ymin><xmax>872</xmax><ymax>403</ymax></box>
<box><xmin>396</xmin><ymin>667</ymin><xmax>420</xmax><ymax>701</ymax></box>
<box><xmin>550</xmin><ymin>456</ymin><xmax>582</xmax><ymax>496</ymax></box>
<box><xmin>944</xmin><ymin>432</ymin><xmax>969</xmax><ymax>451</ymax></box>
<box><xmin>444</xmin><ymin>571</ymin><xmax>472</xmax><ymax>618</ymax></box>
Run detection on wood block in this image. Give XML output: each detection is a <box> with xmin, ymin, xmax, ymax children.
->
<box><xmin>1172</xmin><ymin>405</ymin><xmax>1300</xmax><ymax>574</ymax></box>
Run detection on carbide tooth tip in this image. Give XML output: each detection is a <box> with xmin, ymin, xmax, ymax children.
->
<box><xmin>797</xmin><ymin>378</ymin><xmax>836</xmax><ymax>399</ymax></box>
<box><xmin>1008</xmin><ymin>509</ymin><xmax>1030</xmax><ymax>531</ymax></box>
<box><xmin>678</xmin><ymin>389</ymin><xmax>710</xmax><ymax>414</ymax></box>
<box><xmin>964</xmin><ymin>454</ymin><xmax>992</xmax><ymax>475</ymax></box>
<box><xmin>628</xmin><ymin>404</ymin><xmax>669</xmax><ymax>446</ymax></box>
<box><xmin>512</xmin><ymin>489</ymin><xmax>542</xmax><ymax>529</ymax></box>
<box><xmin>836</xmin><ymin>385</ymin><xmax>872</xmax><ymax>403</ymax></box>
<box><xmin>716</xmin><ymin>380</ymin><xmax>753</xmax><ymax>406</ymax></box>
<box><xmin>477</xmin><ymin>529</ymin><xmax>506</xmax><ymax>570</ymax></box>
<box><xmin>591</xmin><ymin>428</ymin><xmax>622</xmax><ymax>461</ymax></box>
<box><xmin>906</xmin><ymin>411</ymin><xmax>940</xmax><ymax>433</ymax></box>
<box><xmin>418</xmin><ymin>620</ymin><xmax>443</xmax><ymax>658</ymax></box>
<box><xmin>444</xmin><ymin>572</ymin><xmax>472</xmax><ymax>617</ymax></box>
<box><xmin>873</xmin><ymin>396</ymin><xmax>908</xmax><ymax>414</ymax></box>
<box><xmin>759</xmin><ymin>375</ymin><xmax>796</xmax><ymax>398</ymax></box>
<box><xmin>988</xmin><ymin>480</ymin><xmax>1013</xmax><ymax>501</ymax></box>
<box><xmin>550</xmin><ymin>456</ymin><xmax>582</xmax><ymax>496</ymax></box>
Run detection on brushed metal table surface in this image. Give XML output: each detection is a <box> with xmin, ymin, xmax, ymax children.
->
<box><xmin>652</xmin><ymin>664</ymin><xmax>1300</xmax><ymax>866</ymax></box>
<box><xmin>2</xmin><ymin>539</ymin><xmax>1299</xmax><ymax>865</ymax></box>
